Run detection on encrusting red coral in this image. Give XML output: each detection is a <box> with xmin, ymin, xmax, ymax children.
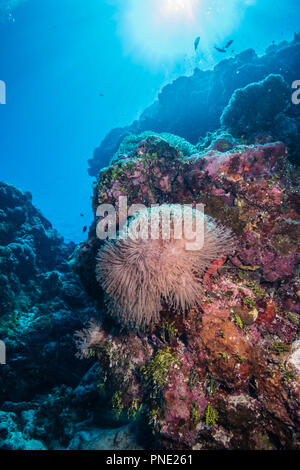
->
<box><xmin>75</xmin><ymin>136</ymin><xmax>300</xmax><ymax>450</ymax></box>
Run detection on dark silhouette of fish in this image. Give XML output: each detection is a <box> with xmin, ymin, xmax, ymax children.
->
<box><xmin>225</xmin><ymin>39</ymin><xmax>234</xmax><ymax>49</ymax></box>
<box><xmin>80</xmin><ymin>213</ymin><xmax>84</xmax><ymax>217</ymax></box>
<box><xmin>194</xmin><ymin>36</ymin><xmax>200</xmax><ymax>51</ymax></box>
<box><xmin>83</xmin><ymin>226</ymin><xmax>87</xmax><ymax>233</ymax></box>
<box><xmin>99</xmin><ymin>93</ymin><xmax>104</xmax><ymax>97</ymax></box>
<box><xmin>214</xmin><ymin>46</ymin><xmax>227</xmax><ymax>53</ymax></box>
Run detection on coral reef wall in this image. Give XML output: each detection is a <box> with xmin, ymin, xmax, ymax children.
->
<box><xmin>221</xmin><ymin>73</ymin><xmax>300</xmax><ymax>165</ymax></box>
<box><xmin>77</xmin><ymin>134</ymin><xmax>300</xmax><ymax>450</ymax></box>
<box><xmin>1</xmin><ymin>36</ymin><xmax>300</xmax><ymax>451</ymax></box>
<box><xmin>0</xmin><ymin>182</ymin><xmax>92</xmax><ymax>402</ymax></box>
<box><xmin>88</xmin><ymin>35</ymin><xmax>300</xmax><ymax>175</ymax></box>
<box><xmin>0</xmin><ymin>182</ymin><xmax>139</xmax><ymax>450</ymax></box>
<box><xmin>221</xmin><ymin>74</ymin><xmax>291</xmax><ymax>138</ymax></box>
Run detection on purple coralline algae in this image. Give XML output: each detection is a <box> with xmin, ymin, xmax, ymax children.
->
<box><xmin>76</xmin><ymin>135</ymin><xmax>300</xmax><ymax>450</ymax></box>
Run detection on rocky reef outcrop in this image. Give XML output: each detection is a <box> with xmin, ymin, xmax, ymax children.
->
<box><xmin>77</xmin><ymin>135</ymin><xmax>300</xmax><ymax>450</ymax></box>
<box><xmin>88</xmin><ymin>34</ymin><xmax>300</xmax><ymax>175</ymax></box>
<box><xmin>2</xmin><ymin>34</ymin><xmax>300</xmax><ymax>451</ymax></box>
<box><xmin>0</xmin><ymin>182</ymin><xmax>146</xmax><ymax>450</ymax></box>
<box><xmin>0</xmin><ymin>182</ymin><xmax>93</xmax><ymax>402</ymax></box>
<box><xmin>221</xmin><ymin>74</ymin><xmax>291</xmax><ymax>139</ymax></box>
<box><xmin>221</xmin><ymin>73</ymin><xmax>300</xmax><ymax>165</ymax></box>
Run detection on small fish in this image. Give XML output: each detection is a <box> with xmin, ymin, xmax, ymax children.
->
<box><xmin>80</xmin><ymin>213</ymin><xmax>84</xmax><ymax>217</ymax></box>
<box><xmin>225</xmin><ymin>39</ymin><xmax>234</xmax><ymax>49</ymax></box>
<box><xmin>194</xmin><ymin>36</ymin><xmax>200</xmax><ymax>51</ymax></box>
<box><xmin>99</xmin><ymin>93</ymin><xmax>104</xmax><ymax>97</ymax></box>
<box><xmin>67</xmin><ymin>252</ymin><xmax>75</xmax><ymax>262</ymax></box>
<box><xmin>83</xmin><ymin>226</ymin><xmax>87</xmax><ymax>233</ymax></box>
<box><xmin>214</xmin><ymin>46</ymin><xmax>227</xmax><ymax>53</ymax></box>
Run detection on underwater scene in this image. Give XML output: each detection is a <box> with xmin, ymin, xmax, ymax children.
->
<box><xmin>0</xmin><ymin>0</ymin><xmax>300</xmax><ymax>454</ymax></box>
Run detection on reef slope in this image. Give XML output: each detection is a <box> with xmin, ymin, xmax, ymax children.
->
<box><xmin>89</xmin><ymin>35</ymin><xmax>300</xmax><ymax>175</ymax></box>
<box><xmin>77</xmin><ymin>135</ymin><xmax>300</xmax><ymax>450</ymax></box>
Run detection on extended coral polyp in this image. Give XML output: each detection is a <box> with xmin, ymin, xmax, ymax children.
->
<box><xmin>96</xmin><ymin>205</ymin><xmax>234</xmax><ymax>330</ymax></box>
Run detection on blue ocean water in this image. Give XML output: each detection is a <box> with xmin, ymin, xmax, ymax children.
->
<box><xmin>0</xmin><ymin>0</ymin><xmax>299</xmax><ymax>243</ymax></box>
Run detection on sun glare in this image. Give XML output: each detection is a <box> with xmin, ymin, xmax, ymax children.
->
<box><xmin>161</xmin><ymin>0</ymin><xmax>199</xmax><ymax>18</ymax></box>
<box><xmin>116</xmin><ymin>0</ymin><xmax>257</xmax><ymax>66</ymax></box>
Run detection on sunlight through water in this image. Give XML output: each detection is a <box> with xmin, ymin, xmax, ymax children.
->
<box><xmin>115</xmin><ymin>0</ymin><xmax>257</xmax><ymax>67</ymax></box>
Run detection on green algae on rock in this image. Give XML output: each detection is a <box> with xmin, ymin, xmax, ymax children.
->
<box><xmin>76</xmin><ymin>135</ymin><xmax>300</xmax><ymax>450</ymax></box>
